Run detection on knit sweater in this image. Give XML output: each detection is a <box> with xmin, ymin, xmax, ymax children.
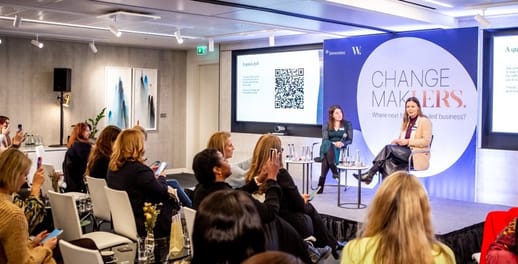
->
<box><xmin>0</xmin><ymin>193</ymin><xmax>55</xmax><ymax>264</ymax></box>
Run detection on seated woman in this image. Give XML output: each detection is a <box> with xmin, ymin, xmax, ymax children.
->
<box><xmin>354</xmin><ymin>97</ymin><xmax>432</xmax><ymax>184</ymax></box>
<box><xmin>12</xmin><ymin>165</ymin><xmax>47</xmax><ymax>235</ymax></box>
<box><xmin>316</xmin><ymin>105</ymin><xmax>353</xmax><ymax>194</ymax></box>
<box><xmin>192</xmin><ymin>190</ymin><xmax>265</xmax><ymax>264</ymax></box>
<box><xmin>486</xmin><ymin>217</ymin><xmax>518</xmax><ymax>264</ymax></box>
<box><xmin>107</xmin><ymin>129</ymin><xmax>180</xmax><ymax>239</ymax></box>
<box><xmin>133</xmin><ymin>124</ymin><xmax>192</xmax><ymax>208</ymax></box>
<box><xmin>246</xmin><ymin>134</ymin><xmax>339</xmax><ymax>259</ymax></box>
<box><xmin>342</xmin><ymin>171</ymin><xmax>455</xmax><ymax>264</ymax></box>
<box><xmin>0</xmin><ymin>148</ymin><xmax>57</xmax><ymax>263</ymax></box>
<box><xmin>207</xmin><ymin>131</ymin><xmax>251</xmax><ymax>188</ymax></box>
<box><xmin>85</xmin><ymin>125</ymin><xmax>121</xmax><ymax>179</ymax></box>
<box><xmin>191</xmin><ymin>148</ymin><xmax>324</xmax><ymax>263</ymax></box>
<box><xmin>63</xmin><ymin>122</ymin><xmax>92</xmax><ymax>193</ymax></box>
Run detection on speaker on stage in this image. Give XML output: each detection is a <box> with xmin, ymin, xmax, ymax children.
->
<box><xmin>53</xmin><ymin>68</ymin><xmax>71</xmax><ymax>92</ymax></box>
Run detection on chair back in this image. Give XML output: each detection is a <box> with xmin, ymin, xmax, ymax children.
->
<box><xmin>104</xmin><ymin>186</ymin><xmax>138</xmax><ymax>241</ymax></box>
<box><xmin>47</xmin><ymin>191</ymin><xmax>83</xmax><ymax>241</ymax></box>
<box><xmin>85</xmin><ymin>176</ymin><xmax>111</xmax><ymax>223</ymax></box>
<box><xmin>59</xmin><ymin>240</ymin><xmax>103</xmax><ymax>264</ymax></box>
<box><xmin>41</xmin><ymin>165</ymin><xmax>56</xmax><ymax>197</ymax></box>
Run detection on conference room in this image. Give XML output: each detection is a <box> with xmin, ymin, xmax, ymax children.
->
<box><xmin>1</xmin><ymin>0</ymin><xmax>518</xmax><ymax>263</ymax></box>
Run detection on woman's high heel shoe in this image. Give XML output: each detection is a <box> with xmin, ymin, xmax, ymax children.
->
<box><xmin>353</xmin><ymin>171</ymin><xmax>373</xmax><ymax>184</ymax></box>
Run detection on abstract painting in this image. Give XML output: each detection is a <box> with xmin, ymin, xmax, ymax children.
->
<box><xmin>105</xmin><ymin>66</ymin><xmax>132</xmax><ymax>129</ymax></box>
<box><xmin>132</xmin><ymin>68</ymin><xmax>158</xmax><ymax>130</ymax></box>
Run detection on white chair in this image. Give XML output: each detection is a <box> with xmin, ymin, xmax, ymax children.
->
<box><xmin>47</xmin><ymin>191</ymin><xmax>131</xmax><ymax>249</ymax></box>
<box><xmin>104</xmin><ymin>186</ymin><xmax>139</xmax><ymax>241</ymax></box>
<box><xmin>183</xmin><ymin>207</ymin><xmax>196</xmax><ymax>253</ymax></box>
<box><xmin>59</xmin><ymin>240</ymin><xmax>103</xmax><ymax>264</ymax></box>
<box><xmin>85</xmin><ymin>176</ymin><xmax>111</xmax><ymax>230</ymax></box>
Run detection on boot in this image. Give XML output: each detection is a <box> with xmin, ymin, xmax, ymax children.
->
<box><xmin>330</xmin><ymin>164</ymin><xmax>340</xmax><ymax>179</ymax></box>
<box><xmin>353</xmin><ymin>170</ymin><xmax>374</xmax><ymax>184</ymax></box>
<box><xmin>316</xmin><ymin>185</ymin><xmax>324</xmax><ymax>194</ymax></box>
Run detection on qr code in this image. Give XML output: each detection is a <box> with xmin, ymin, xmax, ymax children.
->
<box><xmin>274</xmin><ymin>68</ymin><xmax>304</xmax><ymax>109</ymax></box>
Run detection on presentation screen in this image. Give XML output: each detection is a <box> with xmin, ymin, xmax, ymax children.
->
<box><xmin>231</xmin><ymin>44</ymin><xmax>323</xmax><ymax>137</ymax></box>
<box><xmin>482</xmin><ymin>28</ymin><xmax>518</xmax><ymax>150</ymax></box>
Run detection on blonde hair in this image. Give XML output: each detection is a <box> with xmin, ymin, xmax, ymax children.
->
<box><xmin>109</xmin><ymin>129</ymin><xmax>146</xmax><ymax>171</ymax></box>
<box><xmin>0</xmin><ymin>148</ymin><xmax>31</xmax><ymax>193</ymax></box>
<box><xmin>245</xmin><ymin>134</ymin><xmax>283</xmax><ymax>184</ymax></box>
<box><xmin>207</xmin><ymin>131</ymin><xmax>231</xmax><ymax>156</ymax></box>
<box><xmin>357</xmin><ymin>171</ymin><xmax>453</xmax><ymax>264</ymax></box>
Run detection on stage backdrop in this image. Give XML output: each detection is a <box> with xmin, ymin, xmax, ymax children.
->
<box><xmin>323</xmin><ymin>27</ymin><xmax>478</xmax><ymax>202</ymax></box>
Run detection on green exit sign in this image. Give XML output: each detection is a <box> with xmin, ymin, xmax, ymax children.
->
<box><xmin>196</xmin><ymin>45</ymin><xmax>208</xmax><ymax>55</ymax></box>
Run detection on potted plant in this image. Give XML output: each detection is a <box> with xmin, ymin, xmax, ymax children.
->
<box><xmin>86</xmin><ymin>107</ymin><xmax>106</xmax><ymax>139</ymax></box>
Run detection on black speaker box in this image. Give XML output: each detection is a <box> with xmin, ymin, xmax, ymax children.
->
<box><xmin>53</xmin><ymin>68</ymin><xmax>71</xmax><ymax>92</ymax></box>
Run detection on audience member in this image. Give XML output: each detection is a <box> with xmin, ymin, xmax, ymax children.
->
<box><xmin>0</xmin><ymin>148</ymin><xmax>57</xmax><ymax>263</ymax></box>
<box><xmin>354</xmin><ymin>97</ymin><xmax>432</xmax><ymax>184</ymax></box>
<box><xmin>316</xmin><ymin>105</ymin><xmax>353</xmax><ymax>194</ymax></box>
<box><xmin>342</xmin><ymin>171</ymin><xmax>455</xmax><ymax>264</ymax></box>
<box><xmin>12</xmin><ymin>166</ymin><xmax>47</xmax><ymax>234</ymax></box>
<box><xmin>486</xmin><ymin>217</ymin><xmax>518</xmax><ymax>264</ymax></box>
<box><xmin>133</xmin><ymin>124</ymin><xmax>192</xmax><ymax>208</ymax></box>
<box><xmin>63</xmin><ymin>122</ymin><xmax>92</xmax><ymax>193</ymax></box>
<box><xmin>192</xmin><ymin>190</ymin><xmax>264</xmax><ymax>264</ymax></box>
<box><xmin>107</xmin><ymin>129</ymin><xmax>180</xmax><ymax>238</ymax></box>
<box><xmin>85</xmin><ymin>125</ymin><xmax>121</xmax><ymax>179</ymax></box>
<box><xmin>207</xmin><ymin>131</ymin><xmax>251</xmax><ymax>188</ymax></box>
<box><xmin>0</xmin><ymin>115</ymin><xmax>26</xmax><ymax>151</ymax></box>
<box><xmin>191</xmin><ymin>148</ymin><xmax>324</xmax><ymax>263</ymax></box>
<box><xmin>246</xmin><ymin>134</ymin><xmax>337</xmax><ymax>259</ymax></box>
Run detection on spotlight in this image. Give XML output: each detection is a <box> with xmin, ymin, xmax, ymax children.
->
<box><xmin>12</xmin><ymin>15</ymin><xmax>21</xmax><ymax>28</ymax></box>
<box><xmin>108</xmin><ymin>24</ymin><xmax>122</xmax><ymax>37</ymax></box>
<box><xmin>89</xmin><ymin>41</ymin><xmax>98</xmax><ymax>53</ymax></box>
<box><xmin>208</xmin><ymin>38</ymin><xmax>214</xmax><ymax>52</ymax></box>
<box><xmin>31</xmin><ymin>36</ymin><xmax>43</xmax><ymax>48</ymax></box>
<box><xmin>474</xmin><ymin>14</ymin><xmax>491</xmax><ymax>28</ymax></box>
<box><xmin>0</xmin><ymin>38</ymin><xmax>2</xmax><ymax>45</ymax></box>
<box><xmin>269</xmin><ymin>34</ymin><xmax>275</xmax><ymax>47</ymax></box>
<box><xmin>175</xmin><ymin>30</ymin><xmax>184</xmax><ymax>44</ymax></box>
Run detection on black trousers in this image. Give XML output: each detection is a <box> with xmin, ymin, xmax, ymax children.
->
<box><xmin>264</xmin><ymin>216</ymin><xmax>312</xmax><ymax>263</ymax></box>
<box><xmin>304</xmin><ymin>203</ymin><xmax>337</xmax><ymax>248</ymax></box>
<box><xmin>369</xmin><ymin>144</ymin><xmax>411</xmax><ymax>178</ymax></box>
<box><xmin>318</xmin><ymin>146</ymin><xmax>338</xmax><ymax>187</ymax></box>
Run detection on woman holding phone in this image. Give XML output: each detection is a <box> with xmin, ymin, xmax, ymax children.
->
<box><xmin>0</xmin><ymin>148</ymin><xmax>57</xmax><ymax>263</ymax></box>
<box><xmin>246</xmin><ymin>134</ymin><xmax>342</xmax><ymax>259</ymax></box>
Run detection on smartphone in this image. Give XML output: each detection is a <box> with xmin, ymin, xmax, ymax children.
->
<box><xmin>41</xmin><ymin>228</ymin><xmax>63</xmax><ymax>244</ymax></box>
<box><xmin>36</xmin><ymin>157</ymin><xmax>42</xmax><ymax>169</ymax></box>
<box><xmin>308</xmin><ymin>186</ymin><xmax>322</xmax><ymax>201</ymax></box>
<box><xmin>17</xmin><ymin>124</ymin><xmax>22</xmax><ymax>132</ymax></box>
<box><xmin>155</xmin><ymin>161</ymin><xmax>167</xmax><ymax>176</ymax></box>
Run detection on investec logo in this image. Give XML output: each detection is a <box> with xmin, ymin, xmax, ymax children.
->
<box><xmin>325</xmin><ymin>49</ymin><xmax>346</xmax><ymax>56</ymax></box>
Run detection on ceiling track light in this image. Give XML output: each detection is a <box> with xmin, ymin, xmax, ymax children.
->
<box><xmin>175</xmin><ymin>30</ymin><xmax>184</xmax><ymax>44</ymax></box>
<box><xmin>269</xmin><ymin>33</ymin><xmax>275</xmax><ymax>47</ymax></box>
<box><xmin>31</xmin><ymin>35</ymin><xmax>43</xmax><ymax>48</ymax></box>
<box><xmin>89</xmin><ymin>41</ymin><xmax>98</xmax><ymax>53</ymax></box>
<box><xmin>474</xmin><ymin>10</ymin><xmax>491</xmax><ymax>28</ymax></box>
<box><xmin>12</xmin><ymin>15</ymin><xmax>21</xmax><ymax>28</ymax></box>
<box><xmin>108</xmin><ymin>24</ymin><xmax>122</xmax><ymax>37</ymax></box>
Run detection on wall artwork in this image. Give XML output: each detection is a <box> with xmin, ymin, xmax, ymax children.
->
<box><xmin>132</xmin><ymin>68</ymin><xmax>158</xmax><ymax>130</ymax></box>
<box><xmin>105</xmin><ymin>66</ymin><xmax>132</xmax><ymax>129</ymax></box>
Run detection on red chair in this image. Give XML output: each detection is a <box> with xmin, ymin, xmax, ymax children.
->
<box><xmin>479</xmin><ymin>207</ymin><xmax>518</xmax><ymax>264</ymax></box>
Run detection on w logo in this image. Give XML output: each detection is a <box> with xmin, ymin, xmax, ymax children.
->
<box><xmin>352</xmin><ymin>46</ymin><xmax>362</xmax><ymax>55</ymax></box>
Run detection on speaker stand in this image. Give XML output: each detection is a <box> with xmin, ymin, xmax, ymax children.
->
<box><xmin>49</xmin><ymin>91</ymin><xmax>66</xmax><ymax>148</ymax></box>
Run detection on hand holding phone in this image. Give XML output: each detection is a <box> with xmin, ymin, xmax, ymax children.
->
<box><xmin>308</xmin><ymin>186</ymin><xmax>322</xmax><ymax>201</ymax></box>
<box><xmin>155</xmin><ymin>161</ymin><xmax>167</xmax><ymax>176</ymax></box>
<box><xmin>41</xmin><ymin>228</ymin><xmax>63</xmax><ymax>244</ymax></box>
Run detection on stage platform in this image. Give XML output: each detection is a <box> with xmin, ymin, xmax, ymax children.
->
<box><xmin>169</xmin><ymin>172</ymin><xmax>510</xmax><ymax>264</ymax></box>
